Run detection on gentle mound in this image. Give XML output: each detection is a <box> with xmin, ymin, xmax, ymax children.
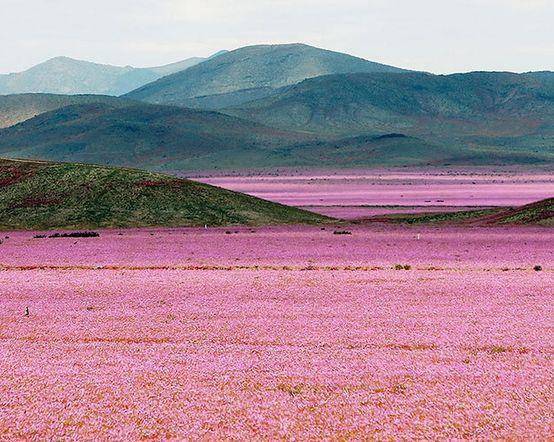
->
<box><xmin>478</xmin><ymin>198</ymin><xmax>553</xmax><ymax>226</ymax></box>
<box><xmin>371</xmin><ymin>198</ymin><xmax>553</xmax><ymax>226</ymax></box>
<box><xmin>0</xmin><ymin>158</ymin><xmax>329</xmax><ymax>230</ymax></box>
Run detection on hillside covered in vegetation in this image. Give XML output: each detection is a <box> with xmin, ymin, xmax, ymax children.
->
<box><xmin>0</xmin><ymin>158</ymin><xmax>328</xmax><ymax>230</ymax></box>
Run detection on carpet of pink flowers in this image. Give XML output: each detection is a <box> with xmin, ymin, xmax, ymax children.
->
<box><xmin>0</xmin><ymin>226</ymin><xmax>552</xmax><ymax>439</ymax></box>
<box><xmin>197</xmin><ymin>169</ymin><xmax>554</xmax><ymax>208</ymax></box>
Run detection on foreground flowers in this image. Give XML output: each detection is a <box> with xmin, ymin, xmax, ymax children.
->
<box><xmin>0</xmin><ymin>226</ymin><xmax>552</xmax><ymax>439</ymax></box>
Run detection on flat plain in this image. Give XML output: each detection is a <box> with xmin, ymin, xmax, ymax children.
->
<box><xmin>197</xmin><ymin>168</ymin><xmax>554</xmax><ymax>211</ymax></box>
<box><xmin>1</xmin><ymin>224</ymin><xmax>552</xmax><ymax>439</ymax></box>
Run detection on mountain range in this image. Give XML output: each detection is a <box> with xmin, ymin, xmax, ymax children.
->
<box><xmin>0</xmin><ymin>51</ymin><xmax>227</xmax><ymax>96</ymax></box>
<box><xmin>1</xmin><ymin>98</ymin><xmax>549</xmax><ymax>172</ymax></box>
<box><xmin>0</xmin><ymin>43</ymin><xmax>551</xmax><ymax>171</ymax></box>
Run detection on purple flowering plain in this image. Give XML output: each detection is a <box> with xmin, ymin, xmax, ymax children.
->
<box><xmin>0</xmin><ymin>225</ymin><xmax>552</xmax><ymax>439</ymax></box>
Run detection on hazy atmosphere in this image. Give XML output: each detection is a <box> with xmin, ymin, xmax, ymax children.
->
<box><xmin>1</xmin><ymin>0</ymin><xmax>552</xmax><ymax>74</ymax></box>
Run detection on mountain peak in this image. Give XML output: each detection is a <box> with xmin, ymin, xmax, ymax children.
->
<box><xmin>42</xmin><ymin>56</ymin><xmax>92</xmax><ymax>66</ymax></box>
<box><xmin>125</xmin><ymin>43</ymin><xmax>408</xmax><ymax>108</ymax></box>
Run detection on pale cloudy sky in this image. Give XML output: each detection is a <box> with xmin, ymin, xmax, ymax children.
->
<box><xmin>1</xmin><ymin>0</ymin><xmax>552</xmax><ymax>74</ymax></box>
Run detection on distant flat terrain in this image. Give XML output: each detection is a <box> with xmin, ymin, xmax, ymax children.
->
<box><xmin>194</xmin><ymin>168</ymin><xmax>554</xmax><ymax>214</ymax></box>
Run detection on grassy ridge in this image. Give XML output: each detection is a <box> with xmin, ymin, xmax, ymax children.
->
<box><xmin>480</xmin><ymin>198</ymin><xmax>554</xmax><ymax>227</ymax></box>
<box><xmin>0</xmin><ymin>158</ymin><xmax>329</xmax><ymax>230</ymax></box>
<box><xmin>373</xmin><ymin>199</ymin><xmax>553</xmax><ymax>226</ymax></box>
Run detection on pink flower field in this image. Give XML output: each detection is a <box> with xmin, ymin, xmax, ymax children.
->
<box><xmin>0</xmin><ymin>226</ymin><xmax>552</xmax><ymax>439</ymax></box>
<box><xmin>196</xmin><ymin>169</ymin><xmax>554</xmax><ymax>210</ymax></box>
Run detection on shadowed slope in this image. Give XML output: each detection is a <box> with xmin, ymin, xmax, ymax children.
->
<box><xmin>0</xmin><ymin>93</ymin><xmax>133</xmax><ymax>128</ymax></box>
<box><xmin>0</xmin><ymin>158</ymin><xmax>329</xmax><ymax>230</ymax></box>
<box><xmin>228</xmin><ymin>71</ymin><xmax>554</xmax><ymax>137</ymax></box>
<box><xmin>0</xmin><ymin>102</ymin><xmax>308</xmax><ymax>171</ymax></box>
<box><xmin>224</xmin><ymin>70</ymin><xmax>554</xmax><ymax>165</ymax></box>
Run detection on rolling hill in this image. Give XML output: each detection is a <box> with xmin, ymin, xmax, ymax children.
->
<box><xmin>373</xmin><ymin>198</ymin><xmax>554</xmax><ymax>227</ymax></box>
<box><xmin>0</xmin><ymin>102</ymin><xmax>309</xmax><ymax>171</ymax></box>
<box><xmin>0</xmin><ymin>158</ymin><xmax>328</xmax><ymax>230</ymax></box>
<box><xmin>0</xmin><ymin>93</ymin><xmax>133</xmax><ymax>128</ymax></box>
<box><xmin>125</xmin><ymin>43</ymin><xmax>408</xmax><ymax>108</ymax></box>
<box><xmin>0</xmin><ymin>97</ymin><xmax>550</xmax><ymax>171</ymax></box>
<box><xmin>0</xmin><ymin>52</ymin><xmax>226</xmax><ymax>96</ymax></box>
<box><xmin>227</xmin><ymin>71</ymin><xmax>554</xmax><ymax>136</ymax></box>
<box><xmin>225</xmin><ymin>70</ymin><xmax>554</xmax><ymax>164</ymax></box>
<box><xmin>478</xmin><ymin>198</ymin><xmax>554</xmax><ymax>226</ymax></box>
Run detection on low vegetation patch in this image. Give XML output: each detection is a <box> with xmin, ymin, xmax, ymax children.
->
<box><xmin>370</xmin><ymin>198</ymin><xmax>553</xmax><ymax>227</ymax></box>
<box><xmin>381</xmin><ymin>209</ymin><xmax>500</xmax><ymax>225</ymax></box>
<box><xmin>394</xmin><ymin>264</ymin><xmax>412</xmax><ymax>270</ymax></box>
<box><xmin>34</xmin><ymin>231</ymin><xmax>100</xmax><ymax>239</ymax></box>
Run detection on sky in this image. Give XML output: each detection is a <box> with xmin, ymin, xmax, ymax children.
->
<box><xmin>1</xmin><ymin>0</ymin><xmax>552</xmax><ymax>74</ymax></box>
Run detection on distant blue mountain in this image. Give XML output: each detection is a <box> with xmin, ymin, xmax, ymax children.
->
<box><xmin>0</xmin><ymin>51</ymin><xmax>227</xmax><ymax>96</ymax></box>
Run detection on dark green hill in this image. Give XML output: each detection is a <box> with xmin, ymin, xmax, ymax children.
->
<box><xmin>0</xmin><ymin>102</ymin><xmax>308</xmax><ymax>171</ymax></box>
<box><xmin>224</xmin><ymin>71</ymin><xmax>554</xmax><ymax>165</ymax></box>
<box><xmin>0</xmin><ymin>93</ymin><xmax>133</xmax><ymax>128</ymax></box>
<box><xmin>125</xmin><ymin>44</ymin><xmax>407</xmax><ymax>108</ymax></box>
<box><xmin>227</xmin><ymin>71</ymin><xmax>554</xmax><ymax>136</ymax></box>
<box><xmin>0</xmin><ymin>158</ymin><xmax>328</xmax><ymax>230</ymax></box>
